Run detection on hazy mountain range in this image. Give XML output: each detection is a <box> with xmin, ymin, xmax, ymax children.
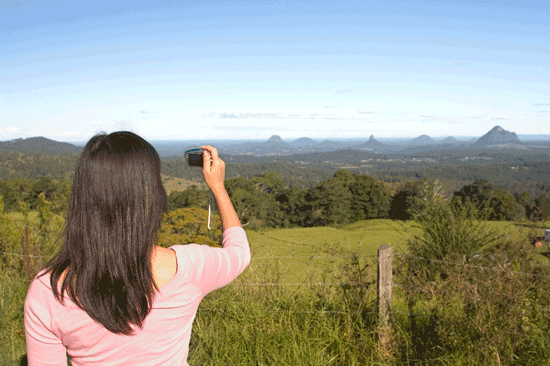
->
<box><xmin>213</xmin><ymin>126</ymin><xmax>549</xmax><ymax>156</ymax></box>
<box><xmin>1</xmin><ymin>126</ymin><xmax>549</xmax><ymax>157</ymax></box>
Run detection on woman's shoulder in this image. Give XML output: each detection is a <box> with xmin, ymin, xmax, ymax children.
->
<box><xmin>152</xmin><ymin>246</ymin><xmax>178</xmax><ymax>289</ymax></box>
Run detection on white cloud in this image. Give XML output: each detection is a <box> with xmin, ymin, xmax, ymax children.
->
<box><xmin>215</xmin><ymin>125</ymin><xmax>291</xmax><ymax>131</ymax></box>
<box><xmin>212</xmin><ymin>112</ymin><xmax>286</xmax><ymax>119</ymax></box>
<box><xmin>490</xmin><ymin>116</ymin><xmax>510</xmax><ymax>120</ymax></box>
<box><xmin>55</xmin><ymin>130</ymin><xmax>79</xmax><ymax>137</ymax></box>
<box><xmin>209</xmin><ymin>111</ymin><xmax>378</xmax><ymax>121</ymax></box>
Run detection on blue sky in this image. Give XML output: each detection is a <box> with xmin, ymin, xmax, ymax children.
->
<box><xmin>1</xmin><ymin>0</ymin><xmax>548</xmax><ymax>142</ymax></box>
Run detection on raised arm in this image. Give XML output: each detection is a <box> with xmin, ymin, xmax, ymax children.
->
<box><xmin>201</xmin><ymin>145</ymin><xmax>241</xmax><ymax>231</ymax></box>
<box><xmin>181</xmin><ymin>145</ymin><xmax>249</xmax><ymax>294</ymax></box>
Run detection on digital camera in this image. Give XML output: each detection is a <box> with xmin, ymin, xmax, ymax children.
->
<box><xmin>184</xmin><ymin>148</ymin><xmax>204</xmax><ymax>167</ymax></box>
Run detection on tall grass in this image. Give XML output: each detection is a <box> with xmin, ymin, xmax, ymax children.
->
<box><xmin>397</xmin><ymin>200</ymin><xmax>550</xmax><ymax>365</ymax></box>
<box><xmin>2</xmin><ymin>204</ymin><xmax>550</xmax><ymax>364</ymax></box>
<box><xmin>188</xmin><ymin>254</ymin><xmax>383</xmax><ymax>366</ymax></box>
<box><xmin>0</xmin><ymin>269</ymin><xmax>28</xmax><ymax>365</ymax></box>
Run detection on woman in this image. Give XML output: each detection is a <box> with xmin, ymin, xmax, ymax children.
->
<box><xmin>24</xmin><ymin>131</ymin><xmax>250</xmax><ymax>365</ymax></box>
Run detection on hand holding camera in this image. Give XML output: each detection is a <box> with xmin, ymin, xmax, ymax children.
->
<box><xmin>185</xmin><ymin>145</ymin><xmax>239</xmax><ymax>230</ymax></box>
<box><xmin>200</xmin><ymin>145</ymin><xmax>225</xmax><ymax>192</ymax></box>
<box><xmin>184</xmin><ymin>146</ymin><xmax>225</xmax><ymax>191</ymax></box>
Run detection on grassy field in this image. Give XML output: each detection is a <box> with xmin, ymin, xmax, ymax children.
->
<box><xmin>243</xmin><ymin>220</ymin><xmax>419</xmax><ymax>284</ymax></box>
<box><xmin>2</xmin><ymin>210</ymin><xmax>550</xmax><ymax>365</ymax></box>
<box><xmin>243</xmin><ymin>219</ymin><xmax>549</xmax><ymax>283</ymax></box>
<box><xmin>161</xmin><ymin>174</ymin><xmax>206</xmax><ymax>195</ymax></box>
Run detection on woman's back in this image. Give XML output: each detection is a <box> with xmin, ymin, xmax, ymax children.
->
<box><xmin>23</xmin><ymin>134</ymin><xmax>249</xmax><ymax>365</ymax></box>
<box><xmin>24</xmin><ymin>227</ymin><xmax>250</xmax><ymax>366</ymax></box>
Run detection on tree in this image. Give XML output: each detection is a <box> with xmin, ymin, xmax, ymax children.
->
<box><xmin>302</xmin><ymin>170</ymin><xmax>355</xmax><ymax>227</ymax></box>
<box><xmin>349</xmin><ymin>174</ymin><xmax>391</xmax><ymax>220</ymax></box>
<box><xmin>253</xmin><ymin>171</ymin><xmax>286</xmax><ymax>196</ymax></box>
<box><xmin>487</xmin><ymin>189</ymin><xmax>524</xmax><ymax>221</ymax></box>
<box><xmin>453</xmin><ymin>179</ymin><xmax>524</xmax><ymax>221</ymax></box>
<box><xmin>30</xmin><ymin>177</ymin><xmax>57</xmax><ymax>204</ymax></box>
<box><xmin>515</xmin><ymin>191</ymin><xmax>534</xmax><ymax>219</ymax></box>
<box><xmin>0</xmin><ymin>195</ymin><xmax>23</xmax><ymax>272</ymax></box>
<box><xmin>532</xmin><ymin>194</ymin><xmax>550</xmax><ymax>222</ymax></box>
<box><xmin>389</xmin><ymin>179</ymin><xmax>443</xmax><ymax>220</ymax></box>
<box><xmin>389</xmin><ymin>184</ymin><xmax>416</xmax><ymax>220</ymax></box>
<box><xmin>0</xmin><ymin>180</ymin><xmax>20</xmax><ymax>213</ymax></box>
<box><xmin>275</xmin><ymin>185</ymin><xmax>308</xmax><ymax>228</ymax></box>
<box><xmin>224</xmin><ymin>176</ymin><xmax>284</xmax><ymax>229</ymax></box>
<box><xmin>158</xmin><ymin>207</ymin><xmax>223</xmax><ymax>247</ymax></box>
<box><xmin>167</xmin><ymin>185</ymin><xmax>210</xmax><ymax>211</ymax></box>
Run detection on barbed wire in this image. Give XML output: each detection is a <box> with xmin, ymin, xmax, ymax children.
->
<box><xmin>0</xmin><ymin>250</ymin><xmax>48</xmax><ymax>258</ymax></box>
<box><xmin>198</xmin><ymin>308</ymin><xmax>361</xmax><ymax>315</ymax></box>
<box><xmin>393</xmin><ymin>282</ymin><xmax>430</xmax><ymax>293</ymax></box>
<box><xmin>254</xmin><ymin>231</ymin><xmax>317</xmax><ymax>247</ymax></box>
<box><xmin>389</xmin><ymin>309</ymin><xmax>467</xmax><ymax>326</ymax></box>
<box><xmin>0</xmin><ymin>250</ymin><xmax>378</xmax><ymax>260</ymax></box>
<box><xmin>0</xmin><ymin>271</ymin><xmax>369</xmax><ymax>288</ymax></box>
<box><xmin>230</xmin><ymin>281</ymin><xmax>367</xmax><ymax>286</ymax></box>
<box><xmin>395</xmin><ymin>253</ymin><xmax>550</xmax><ymax>279</ymax></box>
<box><xmin>390</xmin><ymin>309</ymin><xmax>433</xmax><ymax>320</ymax></box>
<box><xmin>3</xmin><ymin>249</ymin><xmax>547</xmax><ymax>281</ymax></box>
<box><xmin>5</xmin><ymin>275</ymin><xmax>550</xmax><ymax>318</ymax></box>
<box><xmin>253</xmin><ymin>254</ymin><xmax>377</xmax><ymax>259</ymax></box>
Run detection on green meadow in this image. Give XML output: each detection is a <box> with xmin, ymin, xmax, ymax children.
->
<box><xmin>2</xmin><ymin>209</ymin><xmax>550</xmax><ymax>365</ymax></box>
<box><xmin>244</xmin><ymin>220</ymin><xmax>418</xmax><ymax>285</ymax></box>
<box><xmin>243</xmin><ymin>219</ymin><xmax>546</xmax><ymax>284</ymax></box>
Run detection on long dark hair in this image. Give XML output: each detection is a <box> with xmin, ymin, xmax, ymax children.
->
<box><xmin>39</xmin><ymin>131</ymin><xmax>168</xmax><ymax>335</ymax></box>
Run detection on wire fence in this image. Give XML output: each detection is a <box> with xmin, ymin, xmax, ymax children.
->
<box><xmin>394</xmin><ymin>252</ymin><xmax>550</xmax><ymax>279</ymax></box>
<box><xmin>0</xmin><ymin>250</ymin><xmax>376</xmax><ymax>260</ymax></box>
<box><xmin>2</xmin><ymin>227</ymin><xmax>550</xmax><ymax>320</ymax></box>
<box><xmin>198</xmin><ymin>308</ymin><xmax>359</xmax><ymax>315</ymax></box>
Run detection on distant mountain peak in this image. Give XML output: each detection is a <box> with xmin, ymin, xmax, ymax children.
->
<box><xmin>369</xmin><ymin>135</ymin><xmax>377</xmax><ymax>142</ymax></box>
<box><xmin>475</xmin><ymin>125</ymin><xmax>520</xmax><ymax>146</ymax></box>
<box><xmin>267</xmin><ymin>135</ymin><xmax>283</xmax><ymax>143</ymax></box>
<box><xmin>408</xmin><ymin>134</ymin><xmax>435</xmax><ymax>145</ymax></box>
<box><xmin>441</xmin><ymin>136</ymin><xmax>458</xmax><ymax>144</ymax></box>
<box><xmin>291</xmin><ymin>137</ymin><xmax>318</xmax><ymax>146</ymax></box>
<box><xmin>0</xmin><ymin>136</ymin><xmax>82</xmax><ymax>155</ymax></box>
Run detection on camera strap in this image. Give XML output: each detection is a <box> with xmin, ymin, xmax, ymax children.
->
<box><xmin>208</xmin><ymin>190</ymin><xmax>215</xmax><ymax>230</ymax></box>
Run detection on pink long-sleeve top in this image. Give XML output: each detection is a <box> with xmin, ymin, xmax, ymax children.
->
<box><xmin>24</xmin><ymin>226</ymin><xmax>250</xmax><ymax>366</ymax></box>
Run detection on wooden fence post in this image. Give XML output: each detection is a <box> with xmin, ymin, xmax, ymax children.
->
<box><xmin>25</xmin><ymin>226</ymin><xmax>31</xmax><ymax>282</ymax></box>
<box><xmin>377</xmin><ymin>245</ymin><xmax>393</xmax><ymax>359</ymax></box>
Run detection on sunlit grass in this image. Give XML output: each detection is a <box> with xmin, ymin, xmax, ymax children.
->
<box><xmin>2</xmin><ymin>210</ymin><xmax>550</xmax><ymax>365</ymax></box>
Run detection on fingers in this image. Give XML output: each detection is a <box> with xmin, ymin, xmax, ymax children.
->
<box><xmin>202</xmin><ymin>145</ymin><xmax>218</xmax><ymax>162</ymax></box>
<box><xmin>201</xmin><ymin>145</ymin><xmax>225</xmax><ymax>189</ymax></box>
<box><xmin>202</xmin><ymin>145</ymin><xmax>221</xmax><ymax>168</ymax></box>
<box><xmin>202</xmin><ymin>147</ymin><xmax>211</xmax><ymax>171</ymax></box>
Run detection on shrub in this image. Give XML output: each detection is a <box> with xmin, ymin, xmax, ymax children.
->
<box><xmin>396</xmin><ymin>197</ymin><xmax>550</xmax><ymax>365</ymax></box>
<box><xmin>408</xmin><ymin>198</ymin><xmax>498</xmax><ymax>263</ymax></box>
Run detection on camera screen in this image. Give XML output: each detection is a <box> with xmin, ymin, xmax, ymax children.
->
<box><xmin>185</xmin><ymin>148</ymin><xmax>203</xmax><ymax>167</ymax></box>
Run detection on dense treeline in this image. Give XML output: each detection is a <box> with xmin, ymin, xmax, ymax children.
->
<box><xmin>0</xmin><ymin>177</ymin><xmax>71</xmax><ymax>215</ymax></box>
<box><xmin>4</xmin><ymin>169</ymin><xmax>548</xmax><ymax>231</ymax></box>
<box><xmin>162</xmin><ymin>158</ymin><xmax>336</xmax><ymax>189</ymax></box>
<box><xmin>167</xmin><ymin>172</ymin><xmax>550</xmax><ymax>228</ymax></box>
<box><xmin>3</xmin><ymin>148</ymin><xmax>550</xmax><ymax>192</ymax></box>
<box><xmin>0</xmin><ymin>150</ymin><xmax>336</xmax><ymax>189</ymax></box>
<box><xmin>0</xmin><ymin>151</ymin><xmax>78</xmax><ymax>181</ymax></box>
